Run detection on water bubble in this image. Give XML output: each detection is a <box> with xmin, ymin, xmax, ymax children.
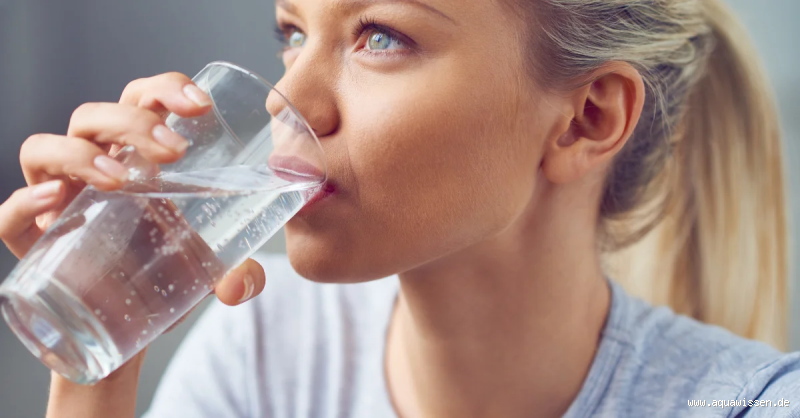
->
<box><xmin>154</xmin><ymin>285</ymin><xmax>160</xmax><ymax>292</ymax></box>
<box><xmin>124</xmin><ymin>314</ymin><xmax>131</xmax><ymax>322</ymax></box>
<box><xmin>183</xmin><ymin>290</ymin><xmax>188</xmax><ymax>295</ymax></box>
<box><xmin>194</xmin><ymin>279</ymin><xmax>199</xmax><ymax>284</ymax></box>
<box><xmin>141</xmin><ymin>330</ymin><xmax>148</xmax><ymax>335</ymax></box>
<box><xmin>135</xmin><ymin>338</ymin><xmax>142</xmax><ymax>347</ymax></box>
<box><xmin>192</xmin><ymin>120</ymin><xmax>198</xmax><ymax>125</ymax></box>
<box><xmin>151</xmin><ymin>238</ymin><xmax>157</xmax><ymax>243</ymax></box>
<box><xmin>150</xmin><ymin>228</ymin><xmax>158</xmax><ymax>236</ymax></box>
<box><xmin>191</xmin><ymin>286</ymin><xmax>196</xmax><ymax>290</ymax></box>
<box><xmin>170</xmin><ymin>308</ymin><xmax>175</xmax><ymax>313</ymax></box>
<box><xmin>203</xmin><ymin>285</ymin><xmax>209</xmax><ymax>290</ymax></box>
<box><xmin>131</xmin><ymin>290</ymin><xmax>136</xmax><ymax>296</ymax></box>
<box><xmin>168</xmin><ymin>284</ymin><xmax>175</xmax><ymax>292</ymax></box>
<box><xmin>157</xmin><ymin>273</ymin><xmax>163</xmax><ymax>278</ymax></box>
<box><xmin>147</xmin><ymin>318</ymin><xmax>153</xmax><ymax>325</ymax></box>
<box><xmin>125</xmin><ymin>299</ymin><xmax>131</xmax><ymax>306</ymax></box>
<box><xmin>161</xmin><ymin>290</ymin><xmax>167</xmax><ymax>297</ymax></box>
<box><xmin>133</xmin><ymin>219</ymin><xmax>140</xmax><ymax>225</ymax></box>
<box><xmin>166</xmin><ymin>216</ymin><xmax>175</xmax><ymax>223</ymax></box>
<box><xmin>120</xmin><ymin>272</ymin><xmax>125</xmax><ymax>278</ymax></box>
<box><xmin>94</xmin><ymin>309</ymin><xmax>101</xmax><ymax>315</ymax></box>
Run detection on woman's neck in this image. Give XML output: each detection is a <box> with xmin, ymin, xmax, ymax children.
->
<box><xmin>388</xmin><ymin>188</ymin><xmax>611</xmax><ymax>418</ymax></box>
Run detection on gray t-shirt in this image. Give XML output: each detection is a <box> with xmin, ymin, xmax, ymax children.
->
<box><xmin>144</xmin><ymin>253</ymin><xmax>800</xmax><ymax>417</ymax></box>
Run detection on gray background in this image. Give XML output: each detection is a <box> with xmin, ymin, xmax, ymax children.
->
<box><xmin>0</xmin><ymin>1</ymin><xmax>797</xmax><ymax>416</ymax></box>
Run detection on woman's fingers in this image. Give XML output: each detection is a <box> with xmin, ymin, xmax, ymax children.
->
<box><xmin>20</xmin><ymin>134</ymin><xmax>130</xmax><ymax>190</ymax></box>
<box><xmin>213</xmin><ymin>258</ymin><xmax>266</xmax><ymax>306</ymax></box>
<box><xmin>0</xmin><ymin>181</ymin><xmax>66</xmax><ymax>257</ymax></box>
<box><xmin>119</xmin><ymin>72</ymin><xmax>212</xmax><ymax>117</ymax></box>
<box><xmin>67</xmin><ymin>103</ymin><xmax>189</xmax><ymax>162</ymax></box>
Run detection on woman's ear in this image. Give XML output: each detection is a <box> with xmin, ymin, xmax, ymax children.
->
<box><xmin>541</xmin><ymin>62</ymin><xmax>645</xmax><ymax>184</ymax></box>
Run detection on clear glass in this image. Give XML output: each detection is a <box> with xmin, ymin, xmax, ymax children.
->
<box><xmin>0</xmin><ymin>61</ymin><xmax>326</xmax><ymax>384</ymax></box>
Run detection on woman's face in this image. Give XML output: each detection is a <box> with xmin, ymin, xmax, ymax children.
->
<box><xmin>276</xmin><ymin>0</ymin><xmax>557</xmax><ymax>282</ymax></box>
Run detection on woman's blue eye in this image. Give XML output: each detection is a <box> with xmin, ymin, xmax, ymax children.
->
<box><xmin>288</xmin><ymin>30</ymin><xmax>306</xmax><ymax>48</ymax></box>
<box><xmin>367</xmin><ymin>31</ymin><xmax>402</xmax><ymax>51</ymax></box>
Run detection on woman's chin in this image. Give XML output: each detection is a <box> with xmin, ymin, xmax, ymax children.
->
<box><xmin>285</xmin><ymin>238</ymin><xmax>371</xmax><ymax>284</ymax></box>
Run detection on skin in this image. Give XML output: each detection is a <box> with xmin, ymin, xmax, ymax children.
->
<box><xmin>0</xmin><ymin>0</ymin><xmax>645</xmax><ymax>417</ymax></box>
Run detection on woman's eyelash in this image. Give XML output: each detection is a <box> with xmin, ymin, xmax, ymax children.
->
<box><xmin>273</xmin><ymin>23</ymin><xmax>295</xmax><ymax>44</ymax></box>
<box><xmin>353</xmin><ymin>15</ymin><xmax>414</xmax><ymax>47</ymax></box>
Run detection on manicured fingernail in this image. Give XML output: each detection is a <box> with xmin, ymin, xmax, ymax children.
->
<box><xmin>152</xmin><ymin>125</ymin><xmax>189</xmax><ymax>153</ymax></box>
<box><xmin>183</xmin><ymin>84</ymin><xmax>212</xmax><ymax>107</ymax></box>
<box><xmin>31</xmin><ymin>180</ymin><xmax>62</xmax><ymax>199</ymax></box>
<box><xmin>94</xmin><ymin>155</ymin><xmax>129</xmax><ymax>182</ymax></box>
<box><xmin>238</xmin><ymin>274</ymin><xmax>255</xmax><ymax>303</ymax></box>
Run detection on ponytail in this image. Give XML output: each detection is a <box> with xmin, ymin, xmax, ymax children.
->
<box><xmin>606</xmin><ymin>0</ymin><xmax>788</xmax><ymax>349</ymax></box>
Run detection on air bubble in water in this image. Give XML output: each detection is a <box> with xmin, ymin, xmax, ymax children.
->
<box><xmin>147</xmin><ymin>318</ymin><xmax>153</xmax><ymax>325</ymax></box>
<box><xmin>125</xmin><ymin>299</ymin><xmax>131</xmax><ymax>306</ymax></box>
<box><xmin>195</xmin><ymin>279</ymin><xmax>199</xmax><ymax>284</ymax></box>
<box><xmin>203</xmin><ymin>285</ymin><xmax>208</xmax><ymax>290</ymax></box>
<box><xmin>170</xmin><ymin>308</ymin><xmax>175</xmax><ymax>313</ymax></box>
<box><xmin>141</xmin><ymin>330</ymin><xmax>148</xmax><ymax>335</ymax></box>
<box><xmin>192</xmin><ymin>286</ymin><xmax>196</xmax><ymax>290</ymax></box>
<box><xmin>161</xmin><ymin>290</ymin><xmax>167</xmax><ymax>297</ymax></box>
<box><xmin>154</xmin><ymin>285</ymin><xmax>160</xmax><ymax>292</ymax></box>
<box><xmin>151</xmin><ymin>238</ymin><xmax>157</xmax><ymax>243</ymax></box>
<box><xmin>131</xmin><ymin>290</ymin><xmax>136</xmax><ymax>296</ymax></box>
<box><xmin>124</xmin><ymin>314</ymin><xmax>131</xmax><ymax>322</ymax></box>
<box><xmin>120</xmin><ymin>272</ymin><xmax>125</xmax><ymax>278</ymax></box>
<box><xmin>94</xmin><ymin>309</ymin><xmax>101</xmax><ymax>315</ymax></box>
<box><xmin>157</xmin><ymin>273</ymin><xmax>163</xmax><ymax>278</ymax></box>
<box><xmin>183</xmin><ymin>290</ymin><xmax>188</xmax><ymax>295</ymax></box>
<box><xmin>168</xmin><ymin>284</ymin><xmax>175</xmax><ymax>292</ymax></box>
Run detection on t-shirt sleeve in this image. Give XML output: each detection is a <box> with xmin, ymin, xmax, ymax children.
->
<box><xmin>735</xmin><ymin>353</ymin><xmax>800</xmax><ymax>418</ymax></box>
<box><xmin>141</xmin><ymin>299</ymin><xmax>253</xmax><ymax>418</ymax></box>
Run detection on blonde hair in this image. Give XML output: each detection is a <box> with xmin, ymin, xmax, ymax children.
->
<box><xmin>515</xmin><ymin>0</ymin><xmax>788</xmax><ymax>349</ymax></box>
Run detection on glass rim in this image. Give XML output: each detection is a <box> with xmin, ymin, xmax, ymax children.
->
<box><xmin>201</xmin><ymin>61</ymin><xmax>327</xmax><ymax>182</ymax></box>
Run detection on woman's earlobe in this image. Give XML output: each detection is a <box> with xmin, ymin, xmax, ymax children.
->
<box><xmin>541</xmin><ymin>62</ymin><xmax>645</xmax><ymax>185</ymax></box>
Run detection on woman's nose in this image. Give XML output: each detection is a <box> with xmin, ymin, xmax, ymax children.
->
<box><xmin>266</xmin><ymin>54</ymin><xmax>340</xmax><ymax>139</ymax></box>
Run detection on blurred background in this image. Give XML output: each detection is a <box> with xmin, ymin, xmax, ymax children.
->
<box><xmin>0</xmin><ymin>0</ymin><xmax>798</xmax><ymax>416</ymax></box>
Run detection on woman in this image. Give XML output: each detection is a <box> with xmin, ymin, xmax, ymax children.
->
<box><xmin>2</xmin><ymin>0</ymin><xmax>798</xmax><ymax>416</ymax></box>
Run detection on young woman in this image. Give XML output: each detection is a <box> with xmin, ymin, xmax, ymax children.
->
<box><xmin>2</xmin><ymin>0</ymin><xmax>797</xmax><ymax>416</ymax></box>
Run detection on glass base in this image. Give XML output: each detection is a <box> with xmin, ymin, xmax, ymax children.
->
<box><xmin>0</xmin><ymin>275</ymin><xmax>119</xmax><ymax>385</ymax></box>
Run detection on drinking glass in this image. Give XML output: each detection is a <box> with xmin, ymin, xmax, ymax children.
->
<box><xmin>0</xmin><ymin>61</ymin><xmax>326</xmax><ymax>384</ymax></box>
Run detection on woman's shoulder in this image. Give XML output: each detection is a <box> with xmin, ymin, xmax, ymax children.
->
<box><xmin>581</xmin><ymin>279</ymin><xmax>800</xmax><ymax>417</ymax></box>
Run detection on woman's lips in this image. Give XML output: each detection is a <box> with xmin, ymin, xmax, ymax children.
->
<box><xmin>268</xmin><ymin>154</ymin><xmax>326</xmax><ymax>182</ymax></box>
<box><xmin>299</xmin><ymin>181</ymin><xmax>336</xmax><ymax>213</ymax></box>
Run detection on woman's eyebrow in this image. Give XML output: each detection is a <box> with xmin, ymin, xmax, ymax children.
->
<box><xmin>276</xmin><ymin>0</ymin><xmax>455</xmax><ymax>24</ymax></box>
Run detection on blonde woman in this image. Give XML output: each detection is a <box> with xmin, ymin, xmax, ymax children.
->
<box><xmin>1</xmin><ymin>0</ymin><xmax>797</xmax><ymax>416</ymax></box>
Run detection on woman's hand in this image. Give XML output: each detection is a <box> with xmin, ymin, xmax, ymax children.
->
<box><xmin>0</xmin><ymin>72</ymin><xmax>266</xmax><ymax>418</ymax></box>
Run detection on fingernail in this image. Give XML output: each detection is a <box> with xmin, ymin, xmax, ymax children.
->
<box><xmin>31</xmin><ymin>180</ymin><xmax>62</xmax><ymax>199</ymax></box>
<box><xmin>238</xmin><ymin>274</ymin><xmax>256</xmax><ymax>303</ymax></box>
<box><xmin>152</xmin><ymin>125</ymin><xmax>189</xmax><ymax>153</ymax></box>
<box><xmin>94</xmin><ymin>155</ymin><xmax>129</xmax><ymax>182</ymax></box>
<box><xmin>183</xmin><ymin>84</ymin><xmax>212</xmax><ymax>107</ymax></box>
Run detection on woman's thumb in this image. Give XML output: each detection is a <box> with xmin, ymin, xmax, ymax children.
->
<box><xmin>213</xmin><ymin>258</ymin><xmax>266</xmax><ymax>306</ymax></box>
